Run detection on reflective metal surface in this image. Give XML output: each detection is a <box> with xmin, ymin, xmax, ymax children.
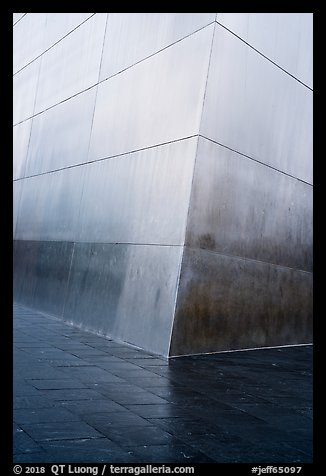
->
<box><xmin>14</xmin><ymin>174</ymin><xmax>43</xmax><ymax>241</ymax></box>
<box><xmin>15</xmin><ymin>166</ymin><xmax>86</xmax><ymax>242</ymax></box>
<box><xmin>13</xmin><ymin>14</ymin><xmax>95</xmax><ymax>75</ymax></box>
<box><xmin>13</xmin><ymin>14</ymin><xmax>313</xmax><ymax>356</ymax></box>
<box><xmin>100</xmin><ymin>13</ymin><xmax>215</xmax><ymax>79</ymax></box>
<box><xmin>186</xmin><ymin>137</ymin><xmax>312</xmax><ymax>271</ymax></box>
<box><xmin>13</xmin><ymin>181</ymin><xmax>23</xmax><ymax>239</ymax></box>
<box><xmin>200</xmin><ymin>24</ymin><xmax>313</xmax><ymax>184</ymax></box>
<box><xmin>13</xmin><ymin>58</ymin><xmax>41</xmax><ymax>124</ymax></box>
<box><xmin>79</xmin><ymin>138</ymin><xmax>197</xmax><ymax>245</ymax></box>
<box><xmin>42</xmin><ymin>13</ymin><xmax>94</xmax><ymax>52</ymax></box>
<box><xmin>13</xmin><ymin>119</ymin><xmax>32</xmax><ymax>179</ymax></box>
<box><xmin>170</xmin><ymin>247</ymin><xmax>313</xmax><ymax>356</ymax></box>
<box><xmin>13</xmin><ymin>13</ymin><xmax>25</xmax><ymax>23</ymax></box>
<box><xmin>16</xmin><ymin>137</ymin><xmax>197</xmax><ymax>244</ymax></box>
<box><xmin>64</xmin><ymin>243</ymin><xmax>183</xmax><ymax>357</ymax></box>
<box><xmin>89</xmin><ymin>24</ymin><xmax>213</xmax><ymax>160</ymax></box>
<box><xmin>13</xmin><ymin>13</ymin><xmax>47</xmax><ymax>73</ymax></box>
<box><xmin>216</xmin><ymin>13</ymin><xmax>313</xmax><ymax>88</ymax></box>
<box><xmin>34</xmin><ymin>14</ymin><xmax>106</xmax><ymax>114</ymax></box>
<box><xmin>26</xmin><ymin>88</ymin><xmax>97</xmax><ymax>175</ymax></box>
<box><xmin>13</xmin><ymin>240</ymin><xmax>74</xmax><ymax>316</ymax></box>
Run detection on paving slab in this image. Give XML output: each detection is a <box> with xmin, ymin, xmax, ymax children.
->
<box><xmin>13</xmin><ymin>303</ymin><xmax>313</xmax><ymax>463</ymax></box>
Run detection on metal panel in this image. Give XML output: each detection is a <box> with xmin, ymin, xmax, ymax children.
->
<box><xmin>13</xmin><ymin>14</ymin><xmax>94</xmax><ymax>74</ymax></box>
<box><xmin>186</xmin><ymin>137</ymin><xmax>313</xmax><ymax>271</ymax></box>
<box><xmin>89</xmin><ymin>24</ymin><xmax>213</xmax><ymax>160</ymax></box>
<box><xmin>15</xmin><ymin>166</ymin><xmax>86</xmax><ymax>242</ymax></box>
<box><xmin>79</xmin><ymin>137</ymin><xmax>197</xmax><ymax>245</ymax></box>
<box><xmin>13</xmin><ymin>13</ymin><xmax>25</xmax><ymax>24</ymax></box>
<box><xmin>216</xmin><ymin>13</ymin><xmax>313</xmax><ymax>88</ymax></box>
<box><xmin>14</xmin><ymin>240</ymin><xmax>37</xmax><ymax>309</ymax></box>
<box><xmin>63</xmin><ymin>243</ymin><xmax>183</xmax><ymax>357</ymax></box>
<box><xmin>15</xmin><ymin>174</ymin><xmax>48</xmax><ymax>241</ymax></box>
<box><xmin>42</xmin><ymin>13</ymin><xmax>94</xmax><ymax>52</ymax></box>
<box><xmin>100</xmin><ymin>13</ymin><xmax>215</xmax><ymax>79</ymax></box>
<box><xmin>13</xmin><ymin>240</ymin><xmax>74</xmax><ymax>316</ymax></box>
<box><xmin>170</xmin><ymin>247</ymin><xmax>313</xmax><ymax>356</ymax></box>
<box><xmin>13</xmin><ymin>59</ymin><xmax>41</xmax><ymax>124</ymax></box>
<box><xmin>13</xmin><ymin>13</ymin><xmax>47</xmax><ymax>73</ymax></box>
<box><xmin>26</xmin><ymin>88</ymin><xmax>97</xmax><ymax>176</ymax></box>
<box><xmin>200</xmin><ymin>25</ymin><xmax>313</xmax><ymax>184</ymax></box>
<box><xmin>13</xmin><ymin>119</ymin><xmax>32</xmax><ymax>179</ymax></box>
<box><xmin>13</xmin><ymin>181</ymin><xmax>23</xmax><ymax>239</ymax></box>
<box><xmin>34</xmin><ymin>14</ymin><xmax>106</xmax><ymax>114</ymax></box>
<box><xmin>13</xmin><ymin>13</ymin><xmax>313</xmax><ymax>358</ymax></box>
<box><xmin>16</xmin><ymin>138</ymin><xmax>196</xmax><ymax>245</ymax></box>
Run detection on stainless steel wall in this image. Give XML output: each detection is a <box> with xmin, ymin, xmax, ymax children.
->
<box><xmin>13</xmin><ymin>13</ymin><xmax>214</xmax><ymax>356</ymax></box>
<box><xmin>13</xmin><ymin>13</ymin><xmax>313</xmax><ymax>357</ymax></box>
<box><xmin>170</xmin><ymin>14</ymin><xmax>313</xmax><ymax>356</ymax></box>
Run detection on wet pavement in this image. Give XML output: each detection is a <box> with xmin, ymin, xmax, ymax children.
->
<box><xmin>13</xmin><ymin>303</ymin><xmax>313</xmax><ymax>463</ymax></box>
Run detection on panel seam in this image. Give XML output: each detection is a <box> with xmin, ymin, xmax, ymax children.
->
<box><xmin>12</xmin><ymin>239</ymin><xmax>184</xmax><ymax>248</ymax></box>
<box><xmin>199</xmin><ymin>134</ymin><xmax>313</xmax><ymax>186</ymax></box>
<box><xmin>214</xmin><ymin>19</ymin><xmax>313</xmax><ymax>91</ymax></box>
<box><xmin>169</xmin><ymin>343</ymin><xmax>313</xmax><ymax>359</ymax></box>
<box><xmin>184</xmin><ymin>244</ymin><xmax>313</xmax><ymax>275</ymax></box>
<box><xmin>12</xmin><ymin>243</ymin><xmax>311</xmax><ymax>275</ymax></box>
<box><xmin>75</xmin><ymin>13</ymin><xmax>109</xmax><ymax>230</ymax></box>
<box><xmin>13</xmin><ymin>132</ymin><xmax>313</xmax><ymax>187</ymax></box>
<box><xmin>13</xmin><ymin>135</ymin><xmax>198</xmax><ymax>181</ymax></box>
<box><xmin>13</xmin><ymin>13</ymin><xmax>27</xmax><ymax>27</ymax></box>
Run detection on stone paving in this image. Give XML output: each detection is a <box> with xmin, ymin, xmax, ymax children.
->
<box><xmin>13</xmin><ymin>303</ymin><xmax>313</xmax><ymax>463</ymax></box>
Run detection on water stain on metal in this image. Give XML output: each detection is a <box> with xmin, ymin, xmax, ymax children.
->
<box><xmin>196</xmin><ymin>233</ymin><xmax>217</xmax><ymax>250</ymax></box>
<box><xmin>169</xmin><ymin>248</ymin><xmax>312</xmax><ymax>356</ymax></box>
